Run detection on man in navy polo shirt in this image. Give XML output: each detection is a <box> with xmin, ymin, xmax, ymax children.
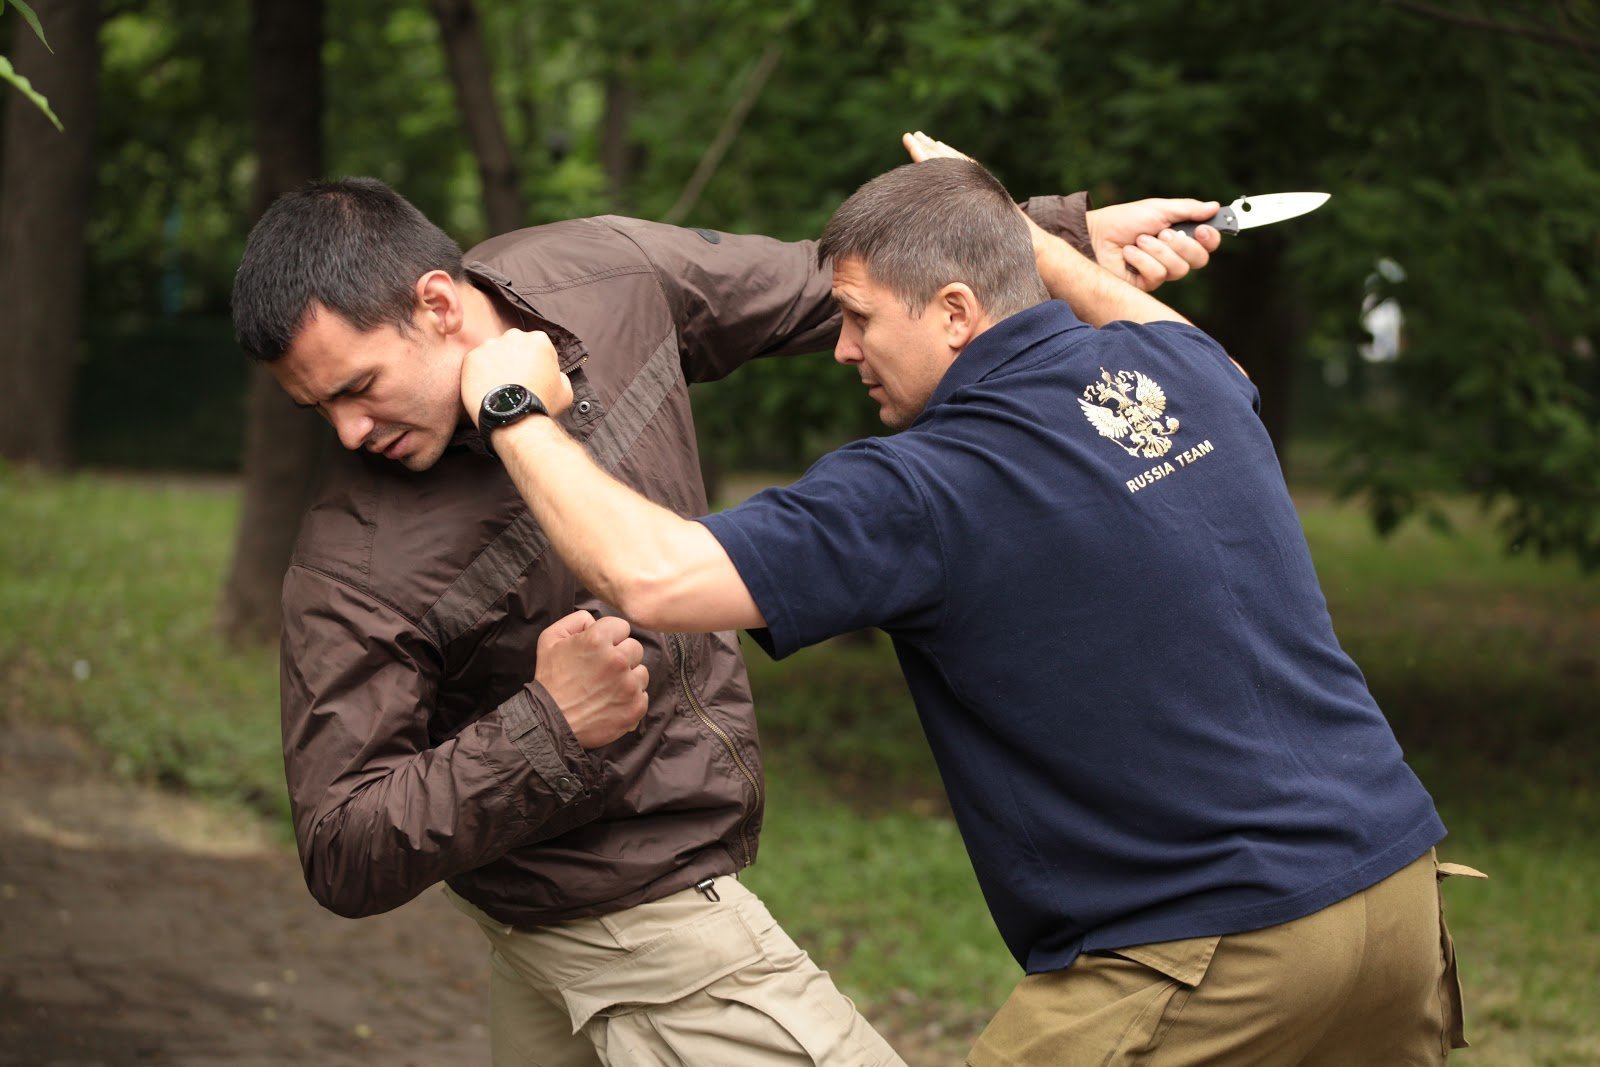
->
<box><xmin>454</xmin><ymin>156</ymin><xmax>1477</xmax><ymax>1064</ymax></box>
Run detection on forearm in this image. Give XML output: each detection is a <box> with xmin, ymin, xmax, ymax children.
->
<box><xmin>295</xmin><ymin>730</ymin><xmax>591</xmax><ymax>918</ymax></box>
<box><xmin>1031</xmin><ymin>218</ymin><xmax>1191</xmax><ymax>328</ymax></box>
<box><xmin>1027</xmin><ymin>212</ymin><xmax>1254</xmax><ymax>377</ymax></box>
<box><xmin>489</xmin><ymin>415</ymin><xmax>761</xmax><ymax>633</ymax></box>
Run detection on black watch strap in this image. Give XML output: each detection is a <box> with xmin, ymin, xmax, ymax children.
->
<box><xmin>479</xmin><ymin>384</ymin><xmax>549</xmax><ymax>455</ymax></box>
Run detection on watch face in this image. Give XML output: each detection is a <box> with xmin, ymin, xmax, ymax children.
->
<box><xmin>485</xmin><ymin>384</ymin><xmax>530</xmax><ymax>417</ymax></box>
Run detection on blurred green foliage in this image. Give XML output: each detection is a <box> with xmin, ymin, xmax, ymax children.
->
<box><xmin>60</xmin><ymin>0</ymin><xmax>1600</xmax><ymax>565</ymax></box>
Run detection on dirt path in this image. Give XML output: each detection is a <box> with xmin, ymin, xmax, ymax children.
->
<box><xmin>0</xmin><ymin>721</ymin><xmax>962</xmax><ymax>1066</ymax></box>
<box><xmin>0</xmin><ymin>722</ymin><xmax>489</xmax><ymax>1066</ymax></box>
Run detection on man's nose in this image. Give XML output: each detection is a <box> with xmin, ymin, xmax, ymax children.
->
<box><xmin>833</xmin><ymin>336</ymin><xmax>861</xmax><ymax>365</ymax></box>
<box><xmin>330</xmin><ymin>408</ymin><xmax>374</xmax><ymax>451</ymax></box>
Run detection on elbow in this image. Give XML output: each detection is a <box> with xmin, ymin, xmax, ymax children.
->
<box><xmin>306</xmin><ymin>874</ymin><xmax>378</xmax><ymax>919</ymax></box>
<box><xmin>298</xmin><ymin>808</ymin><xmax>416</xmax><ymax>919</ymax></box>
<box><xmin>588</xmin><ymin>521</ymin><xmax>738</xmax><ymax>633</ymax></box>
<box><xmin>301</xmin><ymin>842</ymin><xmax>394</xmax><ymax>919</ymax></box>
<box><xmin>607</xmin><ymin>568</ymin><xmax>685</xmax><ymax>633</ymax></box>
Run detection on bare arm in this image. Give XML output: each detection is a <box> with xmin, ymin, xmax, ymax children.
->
<box><xmin>465</xmin><ymin>332</ymin><xmax>762</xmax><ymax>634</ymax></box>
<box><xmin>1025</xmin><ymin>212</ymin><xmax>1193</xmax><ymax>327</ymax></box>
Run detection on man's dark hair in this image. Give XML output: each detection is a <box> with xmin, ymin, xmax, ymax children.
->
<box><xmin>817</xmin><ymin>158</ymin><xmax>1048</xmax><ymax>320</ymax></box>
<box><xmin>231</xmin><ymin>177</ymin><xmax>466</xmax><ymax>361</ymax></box>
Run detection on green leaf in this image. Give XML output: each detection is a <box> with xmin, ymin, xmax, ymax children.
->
<box><xmin>0</xmin><ymin>55</ymin><xmax>63</xmax><ymax>130</ymax></box>
<box><xmin>8</xmin><ymin>0</ymin><xmax>53</xmax><ymax>52</ymax></box>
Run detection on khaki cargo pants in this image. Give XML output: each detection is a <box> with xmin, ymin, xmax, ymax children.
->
<box><xmin>446</xmin><ymin>877</ymin><xmax>904</xmax><ymax>1067</ymax></box>
<box><xmin>970</xmin><ymin>850</ymin><xmax>1484</xmax><ymax>1066</ymax></box>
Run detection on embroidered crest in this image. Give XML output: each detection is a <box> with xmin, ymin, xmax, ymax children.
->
<box><xmin>1078</xmin><ymin>368</ymin><xmax>1180</xmax><ymax>459</ymax></box>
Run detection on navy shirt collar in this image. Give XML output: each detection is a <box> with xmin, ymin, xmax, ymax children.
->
<box><xmin>923</xmin><ymin>300</ymin><xmax>1090</xmax><ymax>416</ymax></box>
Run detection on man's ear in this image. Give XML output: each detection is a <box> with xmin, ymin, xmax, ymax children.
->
<box><xmin>416</xmin><ymin>270</ymin><xmax>464</xmax><ymax>336</ymax></box>
<box><xmin>936</xmin><ymin>283</ymin><xmax>983</xmax><ymax>349</ymax></box>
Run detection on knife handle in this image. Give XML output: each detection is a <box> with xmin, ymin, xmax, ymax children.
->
<box><xmin>1173</xmin><ymin>206</ymin><xmax>1239</xmax><ymax>238</ymax></box>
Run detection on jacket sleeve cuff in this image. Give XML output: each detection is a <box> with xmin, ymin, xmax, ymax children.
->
<box><xmin>1020</xmin><ymin>192</ymin><xmax>1093</xmax><ymax>258</ymax></box>
<box><xmin>497</xmin><ymin>684</ymin><xmax>599</xmax><ymax>804</ymax></box>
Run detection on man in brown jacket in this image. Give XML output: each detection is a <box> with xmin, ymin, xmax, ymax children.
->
<box><xmin>229</xmin><ymin>151</ymin><xmax>1221</xmax><ymax>1064</ymax></box>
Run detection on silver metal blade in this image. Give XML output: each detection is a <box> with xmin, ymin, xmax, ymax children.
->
<box><xmin>1228</xmin><ymin>192</ymin><xmax>1330</xmax><ymax>229</ymax></box>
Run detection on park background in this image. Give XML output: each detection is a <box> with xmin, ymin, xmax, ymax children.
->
<box><xmin>1</xmin><ymin>0</ymin><xmax>1596</xmax><ymax>1063</ymax></box>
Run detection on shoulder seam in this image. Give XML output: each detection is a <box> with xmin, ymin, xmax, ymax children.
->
<box><xmin>512</xmin><ymin>262</ymin><xmax>656</xmax><ymax>296</ymax></box>
<box><xmin>595</xmin><ymin>216</ymin><xmax>678</xmax><ymax>329</ymax></box>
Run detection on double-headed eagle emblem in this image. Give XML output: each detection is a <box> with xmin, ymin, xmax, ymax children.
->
<box><xmin>1077</xmin><ymin>368</ymin><xmax>1180</xmax><ymax>459</ymax></box>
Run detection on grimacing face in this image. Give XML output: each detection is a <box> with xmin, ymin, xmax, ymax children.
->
<box><xmin>270</xmin><ymin>304</ymin><xmax>465</xmax><ymax>472</ymax></box>
<box><xmin>830</xmin><ymin>256</ymin><xmax>957</xmax><ymax>430</ymax></box>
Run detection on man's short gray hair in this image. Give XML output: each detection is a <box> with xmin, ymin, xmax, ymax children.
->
<box><xmin>817</xmin><ymin>158</ymin><xmax>1048</xmax><ymax>319</ymax></box>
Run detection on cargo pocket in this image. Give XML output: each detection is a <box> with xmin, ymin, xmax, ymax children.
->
<box><xmin>556</xmin><ymin>907</ymin><xmax>764</xmax><ymax>1036</ymax></box>
<box><xmin>1435</xmin><ymin>858</ymin><xmax>1488</xmax><ymax>1052</ymax></box>
<box><xmin>1096</xmin><ymin>934</ymin><xmax>1222</xmax><ymax>1054</ymax></box>
<box><xmin>568</xmin><ymin>899</ymin><xmax>900</xmax><ymax>1067</ymax></box>
<box><xmin>973</xmin><ymin>936</ymin><xmax>1221</xmax><ymax>1067</ymax></box>
<box><xmin>693</xmin><ymin>962</ymin><xmax>901</xmax><ymax>1067</ymax></box>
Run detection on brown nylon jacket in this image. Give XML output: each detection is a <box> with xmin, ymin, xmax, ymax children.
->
<box><xmin>280</xmin><ymin>197</ymin><xmax>1091</xmax><ymax>927</ymax></box>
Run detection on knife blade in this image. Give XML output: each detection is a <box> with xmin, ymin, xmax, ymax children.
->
<box><xmin>1173</xmin><ymin>192</ymin><xmax>1329</xmax><ymax>238</ymax></box>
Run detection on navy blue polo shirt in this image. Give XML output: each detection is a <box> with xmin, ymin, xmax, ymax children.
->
<box><xmin>699</xmin><ymin>301</ymin><xmax>1444</xmax><ymax>974</ymax></box>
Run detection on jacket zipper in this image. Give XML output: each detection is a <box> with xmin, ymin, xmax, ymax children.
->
<box><xmin>671</xmin><ymin>632</ymin><xmax>761</xmax><ymax>866</ymax></box>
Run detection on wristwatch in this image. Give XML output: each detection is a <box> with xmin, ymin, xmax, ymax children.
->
<box><xmin>478</xmin><ymin>383</ymin><xmax>548</xmax><ymax>455</ymax></box>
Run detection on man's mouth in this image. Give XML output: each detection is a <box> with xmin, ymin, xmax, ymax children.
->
<box><xmin>379</xmin><ymin>433</ymin><xmax>408</xmax><ymax>459</ymax></box>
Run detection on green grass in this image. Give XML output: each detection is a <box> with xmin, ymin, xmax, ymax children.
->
<box><xmin>3</xmin><ymin>468</ymin><xmax>1597</xmax><ymax>1063</ymax></box>
<box><xmin>0</xmin><ymin>469</ymin><xmax>283</xmax><ymax>813</ymax></box>
<box><xmin>1301</xmin><ymin>486</ymin><xmax>1600</xmax><ymax>1067</ymax></box>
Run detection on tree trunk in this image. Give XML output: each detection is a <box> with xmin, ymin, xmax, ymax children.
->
<box><xmin>429</xmin><ymin>0</ymin><xmax>523</xmax><ymax>234</ymax></box>
<box><xmin>0</xmin><ymin>0</ymin><xmax>101</xmax><ymax>468</ymax></box>
<box><xmin>1197</xmin><ymin>235</ymin><xmax>1301</xmax><ymax>467</ymax></box>
<box><xmin>216</xmin><ymin>0</ymin><xmax>328</xmax><ymax>645</ymax></box>
<box><xmin>600</xmin><ymin>64</ymin><xmax>635</xmax><ymax>212</ymax></box>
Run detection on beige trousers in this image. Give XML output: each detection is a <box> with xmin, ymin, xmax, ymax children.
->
<box><xmin>969</xmin><ymin>850</ymin><xmax>1484</xmax><ymax>1067</ymax></box>
<box><xmin>447</xmin><ymin>877</ymin><xmax>905</xmax><ymax>1067</ymax></box>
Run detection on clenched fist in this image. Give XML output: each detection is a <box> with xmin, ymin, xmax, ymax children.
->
<box><xmin>535</xmin><ymin>610</ymin><xmax>650</xmax><ymax>748</ymax></box>
<box><xmin>461</xmin><ymin>328</ymin><xmax>575</xmax><ymax>426</ymax></box>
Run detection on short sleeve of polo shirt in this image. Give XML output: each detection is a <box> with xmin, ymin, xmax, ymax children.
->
<box><xmin>698</xmin><ymin>440</ymin><xmax>944</xmax><ymax>659</ymax></box>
